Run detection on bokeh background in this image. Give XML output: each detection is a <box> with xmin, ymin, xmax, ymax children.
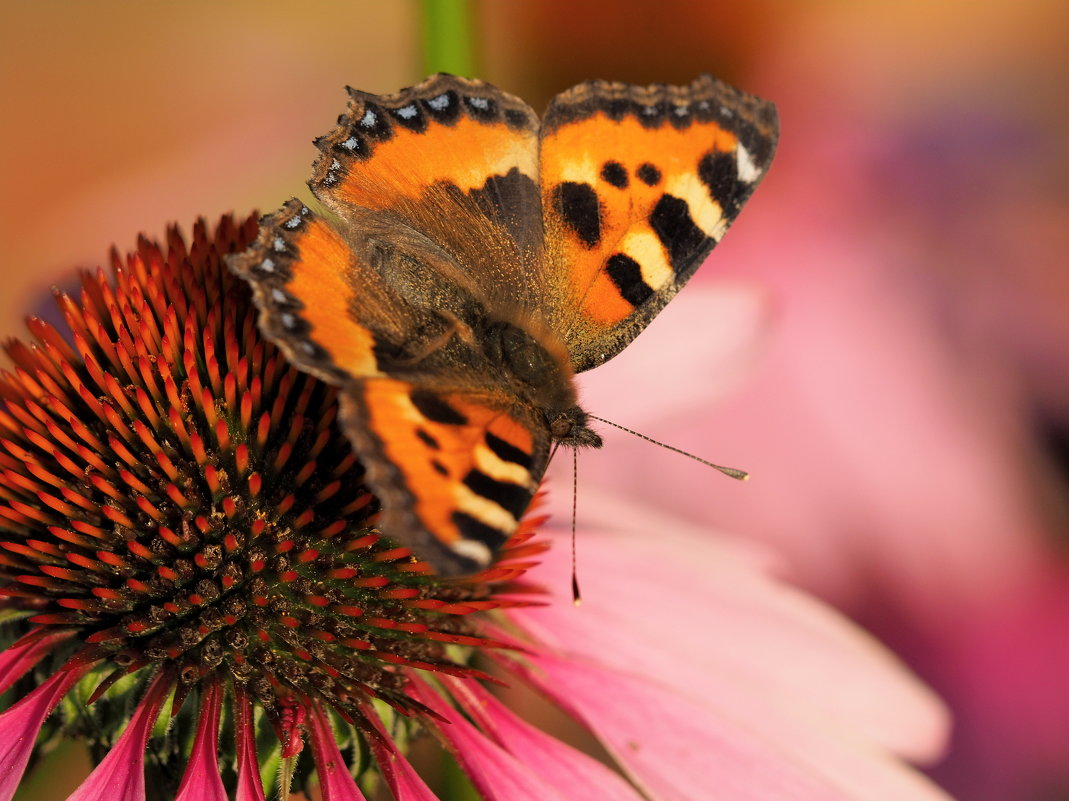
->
<box><xmin>3</xmin><ymin>2</ymin><xmax>1068</xmax><ymax>799</ymax></box>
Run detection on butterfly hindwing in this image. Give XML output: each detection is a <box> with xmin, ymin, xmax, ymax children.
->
<box><xmin>539</xmin><ymin>74</ymin><xmax>779</xmax><ymax>373</ymax></box>
<box><xmin>339</xmin><ymin>379</ymin><xmax>550</xmax><ymax>575</ymax></box>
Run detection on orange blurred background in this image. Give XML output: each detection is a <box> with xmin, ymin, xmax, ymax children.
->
<box><xmin>4</xmin><ymin>2</ymin><xmax>1069</xmax><ymax>800</ymax></box>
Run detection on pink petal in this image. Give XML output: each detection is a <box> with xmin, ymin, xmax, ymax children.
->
<box><xmin>233</xmin><ymin>688</ymin><xmax>267</xmax><ymax>801</ymax></box>
<box><xmin>364</xmin><ymin>709</ymin><xmax>440</xmax><ymax>801</ymax></box>
<box><xmin>512</xmin><ymin>519</ymin><xmax>948</xmax><ymax>762</ymax></box>
<box><xmin>175</xmin><ymin>681</ymin><xmax>226</xmax><ymax>801</ymax></box>
<box><xmin>407</xmin><ymin>676</ymin><xmax>571</xmax><ymax>801</ymax></box>
<box><xmin>575</xmin><ymin>282</ymin><xmax>770</xmax><ymax>424</ymax></box>
<box><xmin>307</xmin><ymin>703</ymin><xmax>367</xmax><ymax>801</ymax></box>
<box><xmin>513</xmin><ymin>650</ymin><xmax>952</xmax><ymax>801</ymax></box>
<box><xmin>0</xmin><ymin>630</ymin><xmax>66</xmax><ymax>695</ymax></box>
<box><xmin>446</xmin><ymin>677</ymin><xmax>646</xmax><ymax>801</ymax></box>
<box><xmin>0</xmin><ymin>667</ymin><xmax>82</xmax><ymax>801</ymax></box>
<box><xmin>65</xmin><ymin>671</ymin><xmax>172</xmax><ymax>801</ymax></box>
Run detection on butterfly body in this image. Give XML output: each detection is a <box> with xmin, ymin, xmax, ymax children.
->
<box><xmin>231</xmin><ymin>73</ymin><xmax>777</xmax><ymax>575</ymax></box>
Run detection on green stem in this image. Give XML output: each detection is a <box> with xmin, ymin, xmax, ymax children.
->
<box><xmin>420</xmin><ymin>0</ymin><xmax>477</xmax><ymax>76</ymax></box>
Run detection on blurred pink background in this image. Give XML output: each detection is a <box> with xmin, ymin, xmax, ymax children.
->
<box><xmin>3</xmin><ymin>3</ymin><xmax>1068</xmax><ymax>800</ymax></box>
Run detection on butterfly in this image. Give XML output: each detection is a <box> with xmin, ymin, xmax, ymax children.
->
<box><xmin>230</xmin><ymin>73</ymin><xmax>777</xmax><ymax>576</ymax></box>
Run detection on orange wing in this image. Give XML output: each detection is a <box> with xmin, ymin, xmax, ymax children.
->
<box><xmin>340</xmin><ymin>379</ymin><xmax>550</xmax><ymax>575</ymax></box>
<box><xmin>308</xmin><ymin>74</ymin><xmax>546</xmax><ymax>312</ymax></box>
<box><xmin>539</xmin><ymin>75</ymin><xmax>779</xmax><ymax>373</ymax></box>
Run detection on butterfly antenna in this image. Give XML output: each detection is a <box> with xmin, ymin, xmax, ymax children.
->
<box><xmin>586</xmin><ymin>414</ymin><xmax>749</xmax><ymax>481</ymax></box>
<box><xmin>571</xmin><ymin>447</ymin><xmax>582</xmax><ymax>607</ymax></box>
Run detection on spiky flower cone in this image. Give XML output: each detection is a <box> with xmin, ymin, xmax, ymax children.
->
<box><xmin>0</xmin><ymin>216</ymin><xmax>540</xmax><ymax>800</ymax></box>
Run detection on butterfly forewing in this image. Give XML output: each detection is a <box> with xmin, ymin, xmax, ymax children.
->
<box><xmin>308</xmin><ymin>74</ymin><xmax>548</xmax><ymax>315</ymax></box>
<box><xmin>539</xmin><ymin>74</ymin><xmax>779</xmax><ymax>373</ymax></box>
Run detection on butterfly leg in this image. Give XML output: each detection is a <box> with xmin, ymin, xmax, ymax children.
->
<box><xmin>392</xmin><ymin>309</ymin><xmax>475</xmax><ymax>366</ymax></box>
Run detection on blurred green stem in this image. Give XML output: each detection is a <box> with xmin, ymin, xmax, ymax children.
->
<box><xmin>421</xmin><ymin>0</ymin><xmax>477</xmax><ymax>76</ymax></box>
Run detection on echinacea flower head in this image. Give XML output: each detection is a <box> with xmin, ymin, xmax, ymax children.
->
<box><xmin>0</xmin><ymin>216</ymin><xmax>952</xmax><ymax>801</ymax></box>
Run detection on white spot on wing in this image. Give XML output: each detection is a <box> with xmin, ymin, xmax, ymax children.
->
<box><xmin>428</xmin><ymin>93</ymin><xmax>450</xmax><ymax>110</ymax></box>
<box><xmin>396</xmin><ymin>104</ymin><xmax>418</xmax><ymax>119</ymax></box>
<box><xmin>451</xmin><ymin>539</ymin><xmax>492</xmax><ymax>566</ymax></box>
<box><xmin>620</xmin><ymin>230</ymin><xmax>672</xmax><ymax>291</ymax></box>
<box><xmin>360</xmin><ymin>109</ymin><xmax>377</xmax><ymax>128</ymax></box>
<box><xmin>468</xmin><ymin>96</ymin><xmax>489</xmax><ymax>110</ymax></box>
<box><xmin>474</xmin><ymin>442</ymin><xmax>535</xmax><ymax>489</ymax></box>
<box><xmin>454</xmin><ymin>483</ymin><xmax>518</xmax><ymax>536</ymax></box>
<box><xmin>735</xmin><ymin>144</ymin><xmax>760</xmax><ymax>183</ymax></box>
<box><xmin>666</xmin><ymin>172</ymin><xmax>728</xmax><ymax>240</ymax></box>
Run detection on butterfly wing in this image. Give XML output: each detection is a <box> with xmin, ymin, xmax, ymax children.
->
<box><xmin>307</xmin><ymin>73</ymin><xmax>547</xmax><ymax>315</ymax></box>
<box><xmin>539</xmin><ymin>74</ymin><xmax>779</xmax><ymax>373</ymax></box>
<box><xmin>340</xmin><ymin>379</ymin><xmax>549</xmax><ymax>575</ymax></box>
<box><xmin>231</xmin><ymin>200</ymin><xmax>553</xmax><ymax>576</ymax></box>
<box><xmin>230</xmin><ymin>76</ymin><xmax>560</xmax><ymax>575</ymax></box>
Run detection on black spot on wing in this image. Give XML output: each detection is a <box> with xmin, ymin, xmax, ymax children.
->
<box><xmin>485</xmin><ymin>431</ymin><xmax>533</xmax><ymax>470</ymax></box>
<box><xmin>452</xmin><ymin>511</ymin><xmax>509</xmax><ymax>550</ymax></box>
<box><xmin>355</xmin><ymin>102</ymin><xmax>393</xmax><ymax>141</ymax></box>
<box><xmin>327</xmin><ymin>131</ymin><xmax>370</xmax><ymax>161</ymax></box>
<box><xmin>504</xmin><ymin>107</ymin><xmax>534</xmax><ymax>130</ymax></box>
<box><xmin>410</xmin><ymin>391</ymin><xmax>467</xmax><ymax>425</ymax></box>
<box><xmin>636</xmin><ymin>163</ymin><xmax>662</xmax><ymax>186</ymax></box>
<box><xmin>463</xmin><ymin>95</ymin><xmax>499</xmax><ymax>121</ymax></box>
<box><xmin>698</xmin><ymin>151</ymin><xmax>742</xmax><ymax>219</ymax></box>
<box><xmin>552</xmin><ymin>182</ymin><xmax>601</xmax><ymax>248</ymax></box>
<box><xmin>467</xmin><ymin>167</ymin><xmax>541</xmax><ymax>257</ymax></box>
<box><xmin>649</xmin><ymin>194</ymin><xmax>714</xmax><ymax>274</ymax></box>
<box><xmin>606</xmin><ymin>253</ymin><xmax>655</xmax><ymax>306</ymax></box>
<box><xmin>431</xmin><ymin>459</ymin><xmax>449</xmax><ymax>477</ymax></box>
<box><xmin>389</xmin><ymin>103</ymin><xmax>428</xmax><ymax>133</ymax></box>
<box><xmin>600</xmin><ymin>161</ymin><xmax>628</xmax><ymax>189</ymax></box>
<box><xmin>463</xmin><ymin>469</ymin><xmax>531</xmax><ymax>519</ymax></box>
<box><xmin>422</xmin><ymin>90</ymin><xmax>461</xmax><ymax>124</ymax></box>
<box><xmin>416</xmin><ymin>428</ymin><xmax>440</xmax><ymax>450</ymax></box>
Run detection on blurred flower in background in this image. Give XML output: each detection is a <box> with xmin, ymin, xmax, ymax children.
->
<box><xmin>3</xmin><ymin>1</ymin><xmax>1068</xmax><ymax>800</ymax></box>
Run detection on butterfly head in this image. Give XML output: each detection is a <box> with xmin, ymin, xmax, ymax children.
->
<box><xmin>549</xmin><ymin>406</ymin><xmax>603</xmax><ymax>449</ymax></box>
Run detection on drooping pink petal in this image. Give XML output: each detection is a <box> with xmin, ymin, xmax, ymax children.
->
<box><xmin>233</xmin><ymin>688</ymin><xmax>267</xmax><ymax>801</ymax></box>
<box><xmin>65</xmin><ymin>671</ymin><xmax>173</xmax><ymax>801</ymax></box>
<box><xmin>407</xmin><ymin>676</ymin><xmax>571</xmax><ymax>801</ymax></box>
<box><xmin>511</xmin><ymin>649</ymin><xmax>954</xmax><ymax>801</ymax></box>
<box><xmin>0</xmin><ymin>629</ymin><xmax>67</xmax><ymax>695</ymax></box>
<box><xmin>511</xmin><ymin>518</ymin><xmax>949</xmax><ymax>762</ymax></box>
<box><xmin>364</xmin><ymin>708</ymin><xmax>440</xmax><ymax>801</ymax></box>
<box><xmin>174</xmin><ymin>681</ymin><xmax>226</xmax><ymax>801</ymax></box>
<box><xmin>446</xmin><ymin>677</ymin><xmax>646</xmax><ymax>801</ymax></box>
<box><xmin>307</xmin><ymin>703</ymin><xmax>367</xmax><ymax>801</ymax></box>
<box><xmin>0</xmin><ymin>667</ymin><xmax>83</xmax><ymax>801</ymax></box>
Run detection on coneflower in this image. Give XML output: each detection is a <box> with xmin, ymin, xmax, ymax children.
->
<box><xmin>0</xmin><ymin>217</ymin><xmax>953</xmax><ymax>801</ymax></box>
<box><xmin>0</xmin><ymin>215</ymin><xmax>539</xmax><ymax>801</ymax></box>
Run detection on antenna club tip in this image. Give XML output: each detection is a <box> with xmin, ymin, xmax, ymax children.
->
<box><xmin>572</xmin><ymin>597</ymin><xmax>583</xmax><ymax>608</ymax></box>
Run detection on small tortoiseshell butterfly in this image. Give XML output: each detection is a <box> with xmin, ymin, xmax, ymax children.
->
<box><xmin>231</xmin><ymin>74</ymin><xmax>777</xmax><ymax>575</ymax></box>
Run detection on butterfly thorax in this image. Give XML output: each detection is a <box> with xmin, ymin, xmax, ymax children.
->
<box><xmin>482</xmin><ymin>319</ymin><xmax>602</xmax><ymax>449</ymax></box>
